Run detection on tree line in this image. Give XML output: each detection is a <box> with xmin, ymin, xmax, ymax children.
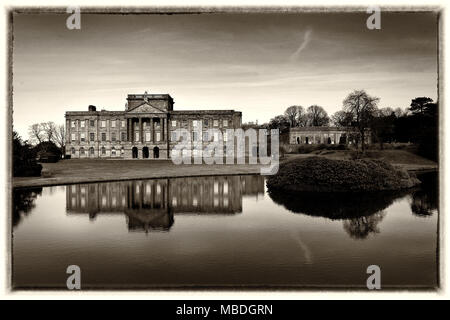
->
<box><xmin>263</xmin><ymin>90</ymin><xmax>437</xmax><ymax>159</ymax></box>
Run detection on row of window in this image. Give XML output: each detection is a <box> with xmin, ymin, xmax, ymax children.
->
<box><xmin>70</xmin><ymin>119</ymin><xmax>230</xmax><ymax>129</ymax></box>
<box><xmin>71</xmin><ymin>119</ymin><xmax>126</xmax><ymax>129</ymax></box>
<box><xmin>172</xmin><ymin>119</ymin><xmax>229</xmax><ymax>128</ymax></box>
<box><xmin>70</xmin><ymin>132</ymin><xmax>163</xmax><ymax>142</ymax></box>
<box><xmin>71</xmin><ymin>147</ymin><xmax>123</xmax><ymax>156</ymax></box>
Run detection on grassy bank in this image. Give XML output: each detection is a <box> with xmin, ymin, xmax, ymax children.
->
<box><xmin>13</xmin><ymin>159</ymin><xmax>263</xmax><ymax>188</ymax></box>
<box><xmin>267</xmin><ymin>156</ymin><xmax>421</xmax><ymax>193</ymax></box>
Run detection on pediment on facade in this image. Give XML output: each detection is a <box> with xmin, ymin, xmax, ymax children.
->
<box><xmin>127</xmin><ymin>102</ymin><xmax>166</xmax><ymax>114</ymax></box>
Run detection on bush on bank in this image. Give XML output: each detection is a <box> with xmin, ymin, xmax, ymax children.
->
<box><xmin>266</xmin><ymin>156</ymin><xmax>420</xmax><ymax>192</ymax></box>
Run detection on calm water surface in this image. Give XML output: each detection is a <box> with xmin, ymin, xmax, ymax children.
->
<box><xmin>12</xmin><ymin>173</ymin><xmax>438</xmax><ymax>289</ymax></box>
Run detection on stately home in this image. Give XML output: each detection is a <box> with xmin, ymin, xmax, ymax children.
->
<box><xmin>289</xmin><ymin>126</ymin><xmax>371</xmax><ymax>145</ymax></box>
<box><xmin>65</xmin><ymin>92</ymin><xmax>242</xmax><ymax>159</ymax></box>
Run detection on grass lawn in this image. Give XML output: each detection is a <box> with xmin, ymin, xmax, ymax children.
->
<box><xmin>13</xmin><ymin>159</ymin><xmax>263</xmax><ymax>188</ymax></box>
<box><xmin>283</xmin><ymin>149</ymin><xmax>438</xmax><ymax>172</ymax></box>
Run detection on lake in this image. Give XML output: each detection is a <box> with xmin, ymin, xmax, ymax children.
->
<box><xmin>12</xmin><ymin>172</ymin><xmax>438</xmax><ymax>289</ymax></box>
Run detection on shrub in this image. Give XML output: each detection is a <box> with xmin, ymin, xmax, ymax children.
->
<box><xmin>267</xmin><ymin>156</ymin><xmax>420</xmax><ymax>193</ymax></box>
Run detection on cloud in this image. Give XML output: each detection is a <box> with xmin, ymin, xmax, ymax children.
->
<box><xmin>289</xmin><ymin>29</ymin><xmax>313</xmax><ymax>62</ymax></box>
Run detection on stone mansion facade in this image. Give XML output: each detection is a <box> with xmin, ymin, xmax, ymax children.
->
<box><xmin>65</xmin><ymin>92</ymin><xmax>242</xmax><ymax>159</ymax></box>
<box><xmin>289</xmin><ymin>126</ymin><xmax>371</xmax><ymax>145</ymax></box>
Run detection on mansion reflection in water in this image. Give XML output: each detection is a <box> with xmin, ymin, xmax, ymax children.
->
<box><xmin>66</xmin><ymin>175</ymin><xmax>265</xmax><ymax>232</ymax></box>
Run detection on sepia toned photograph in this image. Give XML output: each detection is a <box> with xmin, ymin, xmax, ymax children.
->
<box><xmin>10</xmin><ymin>7</ymin><xmax>439</xmax><ymax>291</ymax></box>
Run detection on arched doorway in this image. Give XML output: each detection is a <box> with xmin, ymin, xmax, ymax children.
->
<box><xmin>132</xmin><ymin>147</ymin><xmax>138</xmax><ymax>159</ymax></box>
<box><xmin>305</xmin><ymin>137</ymin><xmax>309</xmax><ymax>144</ymax></box>
<box><xmin>143</xmin><ymin>147</ymin><xmax>149</xmax><ymax>159</ymax></box>
<box><xmin>296</xmin><ymin>137</ymin><xmax>300</xmax><ymax>144</ymax></box>
<box><xmin>339</xmin><ymin>134</ymin><xmax>347</xmax><ymax>144</ymax></box>
<box><xmin>327</xmin><ymin>137</ymin><xmax>332</xmax><ymax>144</ymax></box>
<box><xmin>153</xmin><ymin>147</ymin><xmax>159</xmax><ymax>159</ymax></box>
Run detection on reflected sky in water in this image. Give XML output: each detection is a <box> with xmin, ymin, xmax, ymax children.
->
<box><xmin>12</xmin><ymin>173</ymin><xmax>438</xmax><ymax>289</ymax></box>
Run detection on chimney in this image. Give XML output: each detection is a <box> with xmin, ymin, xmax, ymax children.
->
<box><xmin>88</xmin><ymin>105</ymin><xmax>97</xmax><ymax>112</ymax></box>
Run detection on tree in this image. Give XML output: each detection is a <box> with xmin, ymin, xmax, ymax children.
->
<box><xmin>53</xmin><ymin>124</ymin><xmax>66</xmax><ymax>152</ymax></box>
<box><xmin>342</xmin><ymin>90</ymin><xmax>379</xmax><ymax>151</ymax></box>
<box><xmin>306</xmin><ymin>105</ymin><xmax>330</xmax><ymax>126</ymax></box>
<box><xmin>331</xmin><ymin>110</ymin><xmax>353</xmax><ymax>127</ymax></box>
<box><xmin>41</xmin><ymin>121</ymin><xmax>57</xmax><ymax>142</ymax></box>
<box><xmin>410</xmin><ymin>97</ymin><xmax>433</xmax><ymax>116</ymax></box>
<box><xmin>297</xmin><ymin>107</ymin><xmax>308</xmax><ymax>127</ymax></box>
<box><xmin>268</xmin><ymin>115</ymin><xmax>290</xmax><ymax>134</ymax></box>
<box><xmin>284</xmin><ymin>106</ymin><xmax>300</xmax><ymax>127</ymax></box>
<box><xmin>13</xmin><ymin>131</ymin><xmax>42</xmax><ymax>177</ymax></box>
<box><xmin>28</xmin><ymin>123</ymin><xmax>44</xmax><ymax>145</ymax></box>
<box><xmin>394</xmin><ymin>107</ymin><xmax>406</xmax><ymax>118</ymax></box>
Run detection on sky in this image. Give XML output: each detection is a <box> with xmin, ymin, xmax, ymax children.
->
<box><xmin>12</xmin><ymin>11</ymin><xmax>438</xmax><ymax>139</ymax></box>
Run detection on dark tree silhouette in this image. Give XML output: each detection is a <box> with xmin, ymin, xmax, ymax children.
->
<box><xmin>343</xmin><ymin>90</ymin><xmax>379</xmax><ymax>151</ymax></box>
<box><xmin>410</xmin><ymin>97</ymin><xmax>433</xmax><ymax>116</ymax></box>
<box><xmin>306</xmin><ymin>105</ymin><xmax>330</xmax><ymax>126</ymax></box>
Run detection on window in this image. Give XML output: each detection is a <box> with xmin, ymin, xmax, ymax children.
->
<box><xmin>80</xmin><ymin>121</ymin><xmax>85</xmax><ymax>128</ymax></box>
<box><xmin>193</xmin><ymin>120</ymin><xmax>201</xmax><ymax>127</ymax></box>
<box><xmin>121</xmin><ymin>120</ymin><xmax>125</xmax><ymax>128</ymax></box>
<box><xmin>135</xmin><ymin>132</ymin><xmax>140</xmax><ymax>142</ymax></box>
<box><xmin>204</xmin><ymin>119</ymin><xmax>209</xmax><ymax>126</ymax></box>
<box><xmin>145</xmin><ymin>132</ymin><xmax>151</xmax><ymax>142</ymax></box>
<box><xmin>143</xmin><ymin>121</ymin><xmax>147</xmax><ymax>129</ymax></box>
<box><xmin>171</xmin><ymin>120</ymin><xmax>177</xmax><ymax>127</ymax></box>
<box><xmin>121</xmin><ymin>132</ymin><xmax>126</xmax><ymax>141</ymax></box>
<box><xmin>193</xmin><ymin>132</ymin><xmax>198</xmax><ymax>142</ymax></box>
<box><xmin>80</xmin><ymin>133</ymin><xmax>85</xmax><ymax>142</ymax></box>
<box><xmin>111</xmin><ymin>132</ymin><xmax>116</xmax><ymax>142</ymax></box>
<box><xmin>101</xmin><ymin>120</ymin><xmax>106</xmax><ymax>128</ymax></box>
<box><xmin>101</xmin><ymin>147</ymin><xmax>106</xmax><ymax>155</ymax></box>
<box><xmin>102</xmin><ymin>133</ymin><xmax>106</xmax><ymax>141</ymax></box>
<box><xmin>89</xmin><ymin>147</ymin><xmax>94</xmax><ymax>155</ymax></box>
<box><xmin>71</xmin><ymin>121</ymin><xmax>76</xmax><ymax>128</ymax></box>
<box><xmin>213</xmin><ymin>132</ymin><xmax>219</xmax><ymax>142</ymax></box>
<box><xmin>80</xmin><ymin>147</ymin><xmax>85</xmax><ymax>155</ymax></box>
<box><xmin>71</xmin><ymin>147</ymin><xmax>75</xmax><ymax>154</ymax></box>
<box><xmin>111</xmin><ymin>147</ymin><xmax>116</xmax><ymax>156</ymax></box>
<box><xmin>171</xmin><ymin>131</ymin><xmax>177</xmax><ymax>141</ymax></box>
<box><xmin>156</xmin><ymin>132</ymin><xmax>161</xmax><ymax>142</ymax></box>
<box><xmin>223</xmin><ymin>131</ymin><xmax>228</xmax><ymax>142</ymax></box>
<box><xmin>203</xmin><ymin>132</ymin><xmax>209</xmax><ymax>141</ymax></box>
<box><xmin>213</xmin><ymin>120</ymin><xmax>219</xmax><ymax>127</ymax></box>
<box><xmin>90</xmin><ymin>133</ymin><xmax>95</xmax><ymax>141</ymax></box>
<box><xmin>223</xmin><ymin>120</ymin><xmax>228</xmax><ymax>127</ymax></box>
<box><xmin>90</xmin><ymin>120</ymin><xmax>95</xmax><ymax>127</ymax></box>
<box><xmin>111</xmin><ymin>120</ymin><xmax>116</xmax><ymax>128</ymax></box>
<box><xmin>71</xmin><ymin>133</ymin><xmax>76</xmax><ymax>141</ymax></box>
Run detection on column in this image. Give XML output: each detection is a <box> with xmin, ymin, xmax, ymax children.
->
<box><xmin>126</xmin><ymin>119</ymin><xmax>129</xmax><ymax>142</ymax></box>
<box><xmin>151</xmin><ymin>118</ymin><xmax>155</xmax><ymax>141</ymax></box>
<box><xmin>164</xmin><ymin>118</ymin><xmax>167</xmax><ymax>141</ymax></box>
<box><xmin>139</xmin><ymin>118</ymin><xmax>143</xmax><ymax>143</ymax></box>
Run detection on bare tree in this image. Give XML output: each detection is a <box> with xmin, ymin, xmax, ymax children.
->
<box><xmin>297</xmin><ymin>106</ymin><xmax>308</xmax><ymax>127</ymax></box>
<box><xmin>28</xmin><ymin>123</ymin><xmax>44</xmax><ymax>145</ymax></box>
<box><xmin>41</xmin><ymin>121</ymin><xmax>57</xmax><ymax>142</ymax></box>
<box><xmin>343</xmin><ymin>90</ymin><xmax>379</xmax><ymax>151</ymax></box>
<box><xmin>284</xmin><ymin>106</ymin><xmax>300</xmax><ymax>127</ymax></box>
<box><xmin>394</xmin><ymin>107</ymin><xmax>406</xmax><ymax>118</ymax></box>
<box><xmin>53</xmin><ymin>124</ymin><xmax>66</xmax><ymax>151</ymax></box>
<box><xmin>306</xmin><ymin>105</ymin><xmax>330</xmax><ymax>126</ymax></box>
<box><xmin>331</xmin><ymin>110</ymin><xmax>353</xmax><ymax>127</ymax></box>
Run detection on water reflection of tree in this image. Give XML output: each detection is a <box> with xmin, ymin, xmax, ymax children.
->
<box><xmin>411</xmin><ymin>172</ymin><xmax>438</xmax><ymax>217</ymax></box>
<box><xmin>268</xmin><ymin>188</ymin><xmax>408</xmax><ymax>240</ymax></box>
<box><xmin>342</xmin><ymin>212</ymin><xmax>385</xmax><ymax>240</ymax></box>
<box><xmin>13</xmin><ymin>187</ymin><xmax>42</xmax><ymax>227</ymax></box>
